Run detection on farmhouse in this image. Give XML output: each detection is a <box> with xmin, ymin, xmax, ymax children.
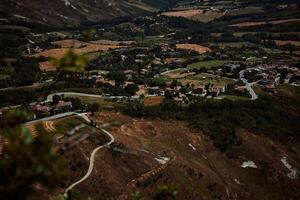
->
<box><xmin>174</xmin><ymin>93</ymin><xmax>188</xmax><ymax>104</ymax></box>
<box><xmin>194</xmin><ymin>85</ymin><xmax>206</xmax><ymax>94</ymax></box>
<box><xmin>30</xmin><ymin>103</ymin><xmax>52</xmax><ymax>114</ymax></box>
<box><xmin>54</xmin><ymin>101</ymin><xmax>72</xmax><ymax>112</ymax></box>
<box><xmin>209</xmin><ymin>85</ymin><xmax>226</xmax><ymax>97</ymax></box>
<box><xmin>148</xmin><ymin>86</ymin><xmax>164</xmax><ymax>96</ymax></box>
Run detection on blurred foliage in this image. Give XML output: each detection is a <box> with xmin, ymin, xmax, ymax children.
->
<box><xmin>153</xmin><ymin>185</ymin><xmax>177</xmax><ymax>200</ymax></box>
<box><xmin>0</xmin><ymin>110</ymin><xmax>67</xmax><ymax>200</ymax></box>
<box><xmin>51</xmin><ymin>50</ymin><xmax>87</xmax><ymax>73</ymax></box>
<box><xmin>82</xmin><ymin>29</ymin><xmax>96</xmax><ymax>41</ymax></box>
<box><xmin>129</xmin><ymin>185</ymin><xmax>177</xmax><ymax>200</ymax></box>
<box><xmin>131</xmin><ymin>191</ymin><xmax>142</xmax><ymax>200</ymax></box>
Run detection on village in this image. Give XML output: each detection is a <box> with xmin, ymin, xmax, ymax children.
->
<box><xmin>23</xmin><ymin>57</ymin><xmax>299</xmax><ymax>119</ymax></box>
<box><xmin>2</xmin><ymin>32</ymin><xmax>299</xmax><ymax>111</ymax></box>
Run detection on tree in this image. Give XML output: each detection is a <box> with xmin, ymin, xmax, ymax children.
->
<box><xmin>0</xmin><ymin>110</ymin><xmax>66</xmax><ymax>200</ymax></box>
<box><xmin>13</xmin><ymin>57</ymin><xmax>40</xmax><ymax>86</ymax></box>
<box><xmin>108</xmin><ymin>71</ymin><xmax>126</xmax><ymax>85</ymax></box>
<box><xmin>153</xmin><ymin>185</ymin><xmax>177</xmax><ymax>200</ymax></box>
<box><xmin>65</xmin><ymin>97</ymin><xmax>84</xmax><ymax>110</ymax></box>
<box><xmin>88</xmin><ymin>103</ymin><xmax>100</xmax><ymax>116</ymax></box>
<box><xmin>81</xmin><ymin>29</ymin><xmax>96</xmax><ymax>41</ymax></box>
<box><xmin>125</xmin><ymin>84</ymin><xmax>139</xmax><ymax>96</ymax></box>
<box><xmin>53</xmin><ymin>95</ymin><xmax>62</xmax><ymax>104</ymax></box>
<box><xmin>131</xmin><ymin>191</ymin><xmax>142</xmax><ymax>200</ymax></box>
<box><xmin>51</xmin><ymin>50</ymin><xmax>87</xmax><ymax>73</ymax></box>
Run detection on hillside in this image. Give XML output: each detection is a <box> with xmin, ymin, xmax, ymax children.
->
<box><xmin>0</xmin><ymin>0</ymin><xmax>176</xmax><ymax>28</ymax></box>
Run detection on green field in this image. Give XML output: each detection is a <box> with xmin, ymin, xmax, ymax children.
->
<box><xmin>188</xmin><ymin>60</ymin><xmax>232</xmax><ymax>69</ymax></box>
<box><xmin>65</xmin><ymin>95</ymin><xmax>115</xmax><ymax>109</ymax></box>
<box><xmin>180</xmin><ymin>72</ymin><xmax>236</xmax><ymax>86</ymax></box>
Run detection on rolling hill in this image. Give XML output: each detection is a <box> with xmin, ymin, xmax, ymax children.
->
<box><xmin>0</xmin><ymin>0</ymin><xmax>177</xmax><ymax>28</ymax></box>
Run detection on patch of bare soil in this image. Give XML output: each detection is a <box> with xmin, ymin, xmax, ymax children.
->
<box><xmin>229</xmin><ymin>18</ymin><xmax>300</xmax><ymax>27</ymax></box>
<box><xmin>32</xmin><ymin>39</ymin><xmax>129</xmax><ymax>71</ymax></box>
<box><xmin>275</xmin><ymin>40</ymin><xmax>300</xmax><ymax>47</ymax></box>
<box><xmin>176</xmin><ymin>44</ymin><xmax>211</xmax><ymax>54</ymax></box>
<box><xmin>162</xmin><ymin>9</ymin><xmax>205</xmax><ymax>18</ymax></box>
<box><xmin>39</xmin><ymin>61</ymin><xmax>55</xmax><ymax>71</ymax></box>
<box><xmin>60</xmin><ymin>112</ymin><xmax>300</xmax><ymax>200</ymax></box>
<box><xmin>162</xmin><ymin>9</ymin><xmax>222</xmax><ymax>23</ymax></box>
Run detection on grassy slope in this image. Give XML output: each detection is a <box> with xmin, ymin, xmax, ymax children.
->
<box><xmin>188</xmin><ymin>60</ymin><xmax>233</xmax><ymax>69</ymax></box>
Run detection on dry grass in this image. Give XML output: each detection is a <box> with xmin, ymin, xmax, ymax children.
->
<box><xmin>164</xmin><ymin>57</ymin><xmax>187</xmax><ymax>64</ymax></box>
<box><xmin>39</xmin><ymin>61</ymin><xmax>55</xmax><ymax>71</ymax></box>
<box><xmin>52</xmin><ymin>39</ymin><xmax>135</xmax><ymax>48</ymax></box>
<box><xmin>144</xmin><ymin>96</ymin><xmax>164</xmax><ymax>106</ymax></box>
<box><xmin>162</xmin><ymin>9</ymin><xmax>204</xmax><ymax>18</ymax></box>
<box><xmin>35</xmin><ymin>39</ymin><xmax>129</xmax><ymax>71</ymax></box>
<box><xmin>33</xmin><ymin>39</ymin><xmax>128</xmax><ymax>59</ymax></box>
<box><xmin>163</xmin><ymin>70</ymin><xmax>195</xmax><ymax>79</ymax></box>
<box><xmin>176</xmin><ymin>44</ymin><xmax>211</xmax><ymax>54</ymax></box>
<box><xmin>33</xmin><ymin>45</ymin><xmax>123</xmax><ymax>59</ymax></box>
<box><xmin>91</xmin><ymin>40</ymin><xmax>135</xmax><ymax>45</ymax></box>
<box><xmin>275</xmin><ymin>40</ymin><xmax>300</xmax><ymax>47</ymax></box>
<box><xmin>162</xmin><ymin>9</ymin><xmax>222</xmax><ymax>23</ymax></box>
<box><xmin>52</xmin><ymin>39</ymin><xmax>87</xmax><ymax>48</ymax></box>
<box><xmin>229</xmin><ymin>18</ymin><xmax>300</xmax><ymax>27</ymax></box>
<box><xmin>76</xmin><ymin>112</ymin><xmax>300</xmax><ymax>200</ymax></box>
<box><xmin>191</xmin><ymin>10</ymin><xmax>223</xmax><ymax>23</ymax></box>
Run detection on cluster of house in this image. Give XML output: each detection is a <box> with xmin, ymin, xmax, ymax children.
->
<box><xmin>148</xmin><ymin>86</ymin><xmax>189</xmax><ymax>103</ymax></box>
<box><xmin>148</xmin><ymin>83</ymin><xmax>226</xmax><ymax>103</ymax></box>
<box><xmin>256</xmin><ymin>63</ymin><xmax>300</xmax><ymax>91</ymax></box>
<box><xmin>86</xmin><ymin>72</ymin><xmax>116</xmax><ymax>87</ymax></box>
<box><xmin>193</xmin><ymin>84</ymin><xmax>226</xmax><ymax>97</ymax></box>
<box><xmin>29</xmin><ymin>100</ymin><xmax>73</xmax><ymax>116</ymax></box>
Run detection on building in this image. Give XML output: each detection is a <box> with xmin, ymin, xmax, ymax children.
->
<box><xmin>148</xmin><ymin>86</ymin><xmax>164</xmax><ymax>96</ymax></box>
<box><xmin>30</xmin><ymin>103</ymin><xmax>52</xmax><ymax>114</ymax></box>
<box><xmin>54</xmin><ymin>101</ymin><xmax>72</xmax><ymax>112</ymax></box>
<box><xmin>173</xmin><ymin>93</ymin><xmax>188</xmax><ymax>103</ymax></box>
<box><xmin>264</xmin><ymin>84</ymin><xmax>275</xmax><ymax>93</ymax></box>
<box><xmin>209</xmin><ymin>85</ymin><xmax>226</xmax><ymax>97</ymax></box>
<box><xmin>194</xmin><ymin>85</ymin><xmax>206</xmax><ymax>94</ymax></box>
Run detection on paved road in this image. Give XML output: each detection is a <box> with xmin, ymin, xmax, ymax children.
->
<box><xmin>160</xmin><ymin>68</ymin><xmax>188</xmax><ymax>76</ymax></box>
<box><xmin>26</xmin><ymin>112</ymin><xmax>115</xmax><ymax>194</ymax></box>
<box><xmin>45</xmin><ymin>92</ymin><xmax>159</xmax><ymax>103</ymax></box>
<box><xmin>65</xmin><ymin>116</ymin><xmax>115</xmax><ymax>193</ymax></box>
<box><xmin>239</xmin><ymin>69</ymin><xmax>258</xmax><ymax>100</ymax></box>
<box><xmin>25</xmin><ymin>112</ymin><xmax>77</xmax><ymax>125</ymax></box>
<box><xmin>45</xmin><ymin>92</ymin><xmax>143</xmax><ymax>103</ymax></box>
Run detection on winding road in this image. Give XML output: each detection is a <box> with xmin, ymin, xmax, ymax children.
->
<box><xmin>62</xmin><ymin>113</ymin><xmax>115</xmax><ymax>194</ymax></box>
<box><xmin>239</xmin><ymin>69</ymin><xmax>258</xmax><ymax>100</ymax></box>
<box><xmin>65</xmin><ymin>126</ymin><xmax>115</xmax><ymax>193</ymax></box>
<box><xmin>25</xmin><ymin>112</ymin><xmax>115</xmax><ymax>194</ymax></box>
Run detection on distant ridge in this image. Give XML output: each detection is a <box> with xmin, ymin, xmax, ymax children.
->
<box><xmin>0</xmin><ymin>0</ymin><xmax>177</xmax><ymax>28</ymax></box>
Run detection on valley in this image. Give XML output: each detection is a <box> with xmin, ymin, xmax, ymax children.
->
<box><xmin>0</xmin><ymin>0</ymin><xmax>300</xmax><ymax>200</ymax></box>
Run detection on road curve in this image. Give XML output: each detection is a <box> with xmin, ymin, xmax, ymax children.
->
<box><xmin>25</xmin><ymin>112</ymin><xmax>115</xmax><ymax>194</ymax></box>
<box><xmin>239</xmin><ymin>69</ymin><xmax>258</xmax><ymax>100</ymax></box>
<box><xmin>26</xmin><ymin>112</ymin><xmax>76</xmax><ymax>125</ymax></box>
<box><xmin>64</xmin><ymin>118</ymin><xmax>115</xmax><ymax>193</ymax></box>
